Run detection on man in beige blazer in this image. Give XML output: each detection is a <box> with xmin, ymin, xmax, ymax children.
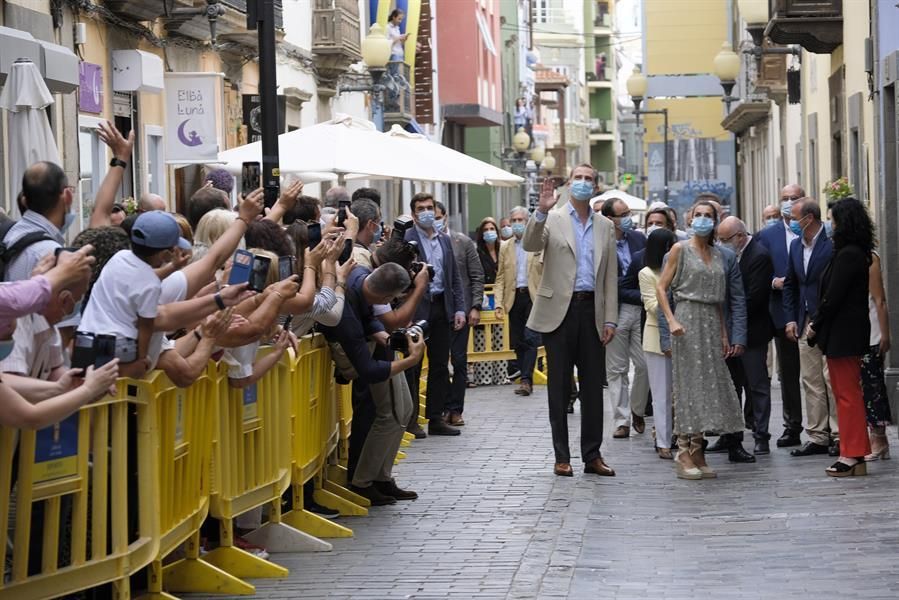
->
<box><xmin>523</xmin><ymin>163</ymin><xmax>618</xmax><ymax>478</ymax></box>
<box><xmin>495</xmin><ymin>206</ymin><xmax>543</xmax><ymax>396</ymax></box>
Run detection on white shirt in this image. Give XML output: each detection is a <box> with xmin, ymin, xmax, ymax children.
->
<box><xmin>147</xmin><ymin>271</ymin><xmax>189</xmax><ymax>370</ymax></box>
<box><xmin>515</xmin><ymin>238</ymin><xmax>528</xmax><ymax>288</ymax></box>
<box><xmin>223</xmin><ymin>341</ymin><xmax>259</xmax><ymax>380</ymax></box>
<box><xmin>387</xmin><ymin>22</ymin><xmax>404</xmax><ymax>57</ymax></box>
<box><xmin>80</xmin><ymin>250</ymin><xmax>162</xmax><ymax>339</ymax></box>
<box><xmin>0</xmin><ymin>314</ymin><xmax>63</xmax><ymax>379</ymax></box>
<box><xmin>801</xmin><ymin>224</ymin><xmax>823</xmax><ymax>274</ymax></box>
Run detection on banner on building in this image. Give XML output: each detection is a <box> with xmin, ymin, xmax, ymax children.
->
<box><xmin>165</xmin><ymin>72</ymin><xmax>222</xmax><ymax>164</ymax></box>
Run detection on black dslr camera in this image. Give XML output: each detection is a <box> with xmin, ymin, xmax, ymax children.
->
<box><xmin>410</xmin><ymin>261</ymin><xmax>435</xmax><ymax>281</ymax></box>
<box><xmin>389</xmin><ymin>320</ymin><xmax>429</xmax><ymax>354</ymax></box>
<box><xmin>391</xmin><ymin>215</ymin><xmax>415</xmax><ymax>241</ymax></box>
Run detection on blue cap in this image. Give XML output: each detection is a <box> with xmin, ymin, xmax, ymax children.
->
<box><xmin>131</xmin><ymin>211</ymin><xmax>191</xmax><ymax>250</ymax></box>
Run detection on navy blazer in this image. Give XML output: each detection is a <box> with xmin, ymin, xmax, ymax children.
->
<box><xmin>616</xmin><ymin>230</ymin><xmax>647</xmax><ymax>307</ymax></box>
<box><xmin>620</xmin><ymin>248</ymin><xmax>645</xmax><ymax>307</ymax></box>
<box><xmin>738</xmin><ymin>238</ymin><xmax>775</xmax><ymax>349</ymax></box>
<box><xmin>405</xmin><ymin>227</ymin><xmax>466</xmax><ymax>322</ymax></box>
<box><xmin>756</xmin><ymin>220</ymin><xmax>791</xmax><ymax>328</ymax></box>
<box><xmin>783</xmin><ymin>229</ymin><xmax>833</xmax><ymax>332</ymax></box>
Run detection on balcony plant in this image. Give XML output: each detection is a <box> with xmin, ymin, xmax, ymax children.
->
<box><xmin>822</xmin><ymin>177</ymin><xmax>854</xmax><ymax>202</ymax></box>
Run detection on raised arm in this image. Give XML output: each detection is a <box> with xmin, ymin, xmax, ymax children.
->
<box><xmin>89</xmin><ymin>121</ymin><xmax>134</xmax><ymax>229</ymax></box>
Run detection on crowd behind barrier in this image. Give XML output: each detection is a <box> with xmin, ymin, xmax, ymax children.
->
<box><xmin>1</xmin><ymin>319</ymin><xmax>544</xmax><ymax>599</ymax></box>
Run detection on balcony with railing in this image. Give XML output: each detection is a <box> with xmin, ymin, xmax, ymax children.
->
<box><xmin>383</xmin><ymin>61</ymin><xmax>414</xmax><ymax>125</ymax></box>
<box><xmin>552</xmin><ymin>121</ymin><xmax>588</xmax><ymax>148</ymax></box>
<box><xmin>767</xmin><ymin>0</ymin><xmax>842</xmax><ymax>54</ymax></box>
<box><xmin>593</xmin><ymin>1</ymin><xmax>612</xmax><ymax>33</ymax></box>
<box><xmin>312</xmin><ymin>0</ymin><xmax>362</xmax><ymax>87</ymax></box>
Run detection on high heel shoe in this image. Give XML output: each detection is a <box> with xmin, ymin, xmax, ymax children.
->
<box><xmin>865</xmin><ymin>431</ymin><xmax>890</xmax><ymax>461</ymax></box>
<box><xmin>825</xmin><ymin>458</ymin><xmax>867</xmax><ymax>477</ymax></box>
<box><xmin>675</xmin><ymin>436</ymin><xmax>702</xmax><ymax>479</ymax></box>
<box><xmin>689</xmin><ymin>434</ymin><xmax>717</xmax><ymax>479</ymax></box>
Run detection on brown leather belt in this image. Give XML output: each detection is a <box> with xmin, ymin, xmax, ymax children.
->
<box><xmin>571</xmin><ymin>291</ymin><xmax>595</xmax><ymax>302</ymax></box>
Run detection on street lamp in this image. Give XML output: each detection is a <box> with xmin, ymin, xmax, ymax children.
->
<box><xmin>513</xmin><ymin>128</ymin><xmax>531</xmax><ymax>153</ymax></box>
<box><xmin>530</xmin><ymin>145</ymin><xmax>545</xmax><ymax>164</ymax></box>
<box><xmin>713</xmin><ymin>42</ymin><xmax>741</xmax><ymax>112</ymax></box>
<box><xmin>338</xmin><ymin>24</ymin><xmax>391</xmax><ymax>130</ymax></box>
<box><xmin>541</xmin><ymin>152</ymin><xmax>556</xmax><ymax>174</ymax></box>
<box><xmin>737</xmin><ymin>0</ymin><xmax>768</xmax><ymax>46</ymax></box>
<box><xmin>626</xmin><ymin>67</ymin><xmax>668</xmax><ymax>202</ymax></box>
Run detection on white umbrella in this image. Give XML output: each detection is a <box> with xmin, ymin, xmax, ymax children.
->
<box><xmin>0</xmin><ymin>59</ymin><xmax>61</xmax><ymax>202</ymax></box>
<box><xmin>594</xmin><ymin>189</ymin><xmax>648</xmax><ymax>211</ymax></box>
<box><xmin>215</xmin><ymin>114</ymin><xmax>523</xmax><ymax>187</ymax></box>
<box><xmin>382</xmin><ymin>125</ymin><xmax>523</xmax><ymax>187</ymax></box>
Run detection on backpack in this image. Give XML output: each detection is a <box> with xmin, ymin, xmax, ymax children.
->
<box><xmin>0</xmin><ymin>215</ymin><xmax>55</xmax><ymax>281</ymax></box>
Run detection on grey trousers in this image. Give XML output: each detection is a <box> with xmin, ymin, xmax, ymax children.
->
<box><xmin>352</xmin><ymin>371</ymin><xmax>414</xmax><ymax>487</ymax></box>
<box><xmin>607</xmin><ymin>304</ymin><xmax>649</xmax><ymax>427</ymax></box>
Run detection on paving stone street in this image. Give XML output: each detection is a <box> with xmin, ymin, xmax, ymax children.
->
<box><xmin>244</xmin><ymin>383</ymin><xmax>899</xmax><ymax>599</ymax></box>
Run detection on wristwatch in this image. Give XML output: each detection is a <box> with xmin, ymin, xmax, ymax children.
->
<box><xmin>109</xmin><ymin>157</ymin><xmax>128</xmax><ymax>169</ymax></box>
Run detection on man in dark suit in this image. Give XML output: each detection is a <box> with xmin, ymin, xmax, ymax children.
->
<box><xmin>783</xmin><ymin>197</ymin><xmax>837</xmax><ymax>457</ymax></box>
<box><xmin>756</xmin><ymin>183</ymin><xmax>805</xmax><ymax>447</ymax></box>
<box><xmin>719</xmin><ymin>217</ymin><xmax>775</xmax><ymax>455</ymax></box>
<box><xmin>599</xmin><ymin>195</ymin><xmax>648</xmax><ymax>438</ymax></box>
<box><xmin>405</xmin><ymin>192</ymin><xmax>467</xmax><ymax>436</ymax></box>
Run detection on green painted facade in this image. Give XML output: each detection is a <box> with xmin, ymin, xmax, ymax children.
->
<box><xmin>465</xmin><ymin>127</ymin><xmax>502</xmax><ymax>233</ymax></box>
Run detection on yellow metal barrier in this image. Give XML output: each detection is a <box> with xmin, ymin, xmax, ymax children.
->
<box><xmin>0</xmin><ymin>389</ymin><xmax>158</xmax><ymax>600</ymax></box>
<box><xmin>283</xmin><ymin>336</ymin><xmax>367</xmax><ymax>541</ymax></box>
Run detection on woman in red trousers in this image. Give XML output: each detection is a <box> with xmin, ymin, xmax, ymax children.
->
<box><xmin>808</xmin><ymin>197</ymin><xmax>874</xmax><ymax>477</ymax></box>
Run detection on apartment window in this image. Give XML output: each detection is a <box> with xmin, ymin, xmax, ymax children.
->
<box><xmin>145</xmin><ymin>125</ymin><xmax>164</xmax><ymax>196</ymax></box>
<box><xmin>533</xmin><ymin>0</ymin><xmax>549</xmax><ymax>23</ymax></box>
<box><xmin>847</xmin><ymin>92</ymin><xmax>865</xmax><ymax>202</ymax></box>
<box><xmin>78</xmin><ymin>116</ymin><xmax>107</xmax><ymax>229</ymax></box>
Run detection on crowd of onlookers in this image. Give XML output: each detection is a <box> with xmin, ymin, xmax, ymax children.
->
<box><xmin>2</xmin><ymin>121</ymin><xmax>891</xmax><ymax>591</ymax></box>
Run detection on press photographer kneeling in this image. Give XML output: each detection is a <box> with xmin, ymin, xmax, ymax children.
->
<box><xmin>320</xmin><ymin>261</ymin><xmax>426</xmax><ymax>505</ymax></box>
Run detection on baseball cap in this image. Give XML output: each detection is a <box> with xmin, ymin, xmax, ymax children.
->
<box><xmin>131</xmin><ymin>211</ymin><xmax>191</xmax><ymax>250</ymax></box>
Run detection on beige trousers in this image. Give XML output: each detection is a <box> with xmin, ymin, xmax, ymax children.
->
<box><xmin>798</xmin><ymin>332</ymin><xmax>838</xmax><ymax>445</ymax></box>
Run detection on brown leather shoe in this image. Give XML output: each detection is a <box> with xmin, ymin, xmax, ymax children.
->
<box><xmin>553</xmin><ymin>463</ymin><xmax>573</xmax><ymax>477</ymax></box>
<box><xmin>447</xmin><ymin>412</ymin><xmax>465</xmax><ymax>426</ymax></box>
<box><xmin>613</xmin><ymin>425</ymin><xmax>630</xmax><ymax>439</ymax></box>
<box><xmin>584</xmin><ymin>457</ymin><xmax>616</xmax><ymax>476</ymax></box>
<box><xmin>657</xmin><ymin>447</ymin><xmax>673</xmax><ymax>460</ymax></box>
<box><xmin>515</xmin><ymin>381</ymin><xmax>533</xmax><ymax>396</ymax></box>
<box><xmin>632</xmin><ymin>412</ymin><xmax>645</xmax><ymax>434</ymax></box>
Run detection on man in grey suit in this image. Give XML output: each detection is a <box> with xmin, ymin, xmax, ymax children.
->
<box><xmin>435</xmin><ymin>202</ymin><xmax>485</xmax><ymax>426</ymax></box>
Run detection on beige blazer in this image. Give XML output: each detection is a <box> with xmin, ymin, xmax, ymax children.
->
<box><xmin>638</xmin><ymin>266</ymin><xmax>663</xmax><ymax>355</ymax></box>
<box><xmin>521</xmin><ymin>202</ymin><xmax>618</xmax><ymax>335</ymax></box>
<box><xmin>494</xmin><ymin>238</ymin><xmax>543</xmax><ymax>313</ymax></box>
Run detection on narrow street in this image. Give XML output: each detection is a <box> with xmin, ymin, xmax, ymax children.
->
<box><xmin>244</xmin><ymin>384</ymin><xmax>899</xmax><ymax>599</ymax></box>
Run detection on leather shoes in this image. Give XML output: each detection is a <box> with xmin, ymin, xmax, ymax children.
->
<box><xmin>515</xmin><ymin>381</ymin><xmax>533</xmax><ymax>396</ymax></box>
<box><xmin>374</xmin><ymin>479</ymin><xmax>418</xmax><ymax>500</ymax></box>
<box><xmin>447</xmin><ymin>412</ymin><xmax>465</xmax><ymax>426</ymax></box>
<box><xmin>584</xmin><ymin>457</ymin><xmax>615</xmax><ymax>476</ymax></box>
<box><xmin>705</xmin><ymin>436</ymin><xmax>728</xmax><ymax>453</ymax></box>
<box><xmin>613</xmin><ymin>425</ymin><xmax>630</xmax><ymax>439</ymax></box>
<box><xmin>790</xmin><ymin>441</ymin><xmax>829</xmax><ymax>457</ymax></box>
<box><xmin>728</xmin><ymin>444</ymin><xmax>757</xmax><ymax>463</ymax></box>
<box><xmin>349</xmin><ymin>484</ymin><xmax>396</xmax><ymax>506</ymax></box>
<box><xmin>632</xmin><ymin>412</ymin><xmax>645</xmax><ymax>434</ymax></box>
<box><xmin>776</xmin><ymin>431</ymin><xmax>801</xmax><ymax>447</ymax></box>
<box><xmin>428</xmin><ymin>419</ymin><xmax>461</xmax><ymax>436</ymax></box>
<box><xmin>407</xmin><ymin>424</ymin><xmax>427</xmax><ymax>439</ymax></box>
<box><xmin>754</xmin><ymin>440</ymin><xmax>770</xmax><ymax>455</ymax></box>
<box><xmin>828</xmin><ymin>440</ymin><xmax>840</xmax><ymax>457</ymax></box>
<box><xmin>553</xmin><ymin>463</ymin><xmax>573</xmax><ymax>477</ymax></box>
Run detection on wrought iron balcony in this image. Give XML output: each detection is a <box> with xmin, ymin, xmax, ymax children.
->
<box><xmin>384</xmin><ymin>61</ymin><xmax>414</xmax><ymax>125</ymax></box>
<box><xmin>767</xmin><ymin>0</ymin><xmax>842</xmax><ymax>54</ymax></box>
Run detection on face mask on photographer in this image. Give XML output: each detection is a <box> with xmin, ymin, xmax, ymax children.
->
<box><xmin>372</xmin><ymin>222</ymin><xmax>383</xmax><ymax>244</ymax></box>
<box><xmin>417</xmin><ymin>209</ymin><xmax>436</xmax><ymax>229</ymax></box>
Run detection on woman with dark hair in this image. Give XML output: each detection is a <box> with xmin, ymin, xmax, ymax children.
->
<box><xmin>807</xmin><ymin>197</ymin><xmax>874</xmax><ymax>477</ymax></box>
<box><xmin>656</xmin><ymin>201</ymin><xmax>744</xmax><ymax>480</ymax></box>
<box><xmin>472</xmin><ymin>217</ymin><xmax>507</xmax><ymax>386</ymax></box>
<box><xmin>245</xmin><ymin>219</ymin><xmax>294</xmax><ymax>258</ymax></box>
<box><xmin>476</xmin><ymin>218</ymin><xmax>501</xmax><ymax>284</ymax></box>
<box><xmin>639</xmin><ymin>228</ymin><xmax>678</xmax><ymax>459</ymax></box>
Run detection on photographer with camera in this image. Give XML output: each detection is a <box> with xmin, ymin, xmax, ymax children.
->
<box><xmin>320</xmin><ymin>262</ymin><xmax>424</xmax><ymax>506</ymax></box>
<box><xmin>405</xmin><ymin>193</ymin><xmax>467</xmax><ymax>437</ymax></box>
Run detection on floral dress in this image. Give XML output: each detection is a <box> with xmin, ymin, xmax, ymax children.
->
<box><xmin>670</xmin><ymin>243</ymin><xmax>745</xmax><ymax>435</ymax></box>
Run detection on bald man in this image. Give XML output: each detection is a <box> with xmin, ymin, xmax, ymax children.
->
<box><xmin>138</xmin><ymin>193</ymin><xmax>166</xmax><ymax>213</ymax></box>
<box><xmin>761</xmin><ymin>205</ymin><xmax>780</xmax><ymax>228</ymax></box>
<box><xmin>756</xmin><ymin>184</ymin><xmax>805</xmax><ymax>447</ymax></box>
<box><xmin>718</xmin><ymin>216</ymin><xmax>775</xmax><ymax>455</ymax></box>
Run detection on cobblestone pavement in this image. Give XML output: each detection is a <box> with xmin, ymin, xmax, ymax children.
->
<box><xmin>240</xmin><ymin>383</ymin><xmax>899</xmax><ymax>599</ymax></box>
